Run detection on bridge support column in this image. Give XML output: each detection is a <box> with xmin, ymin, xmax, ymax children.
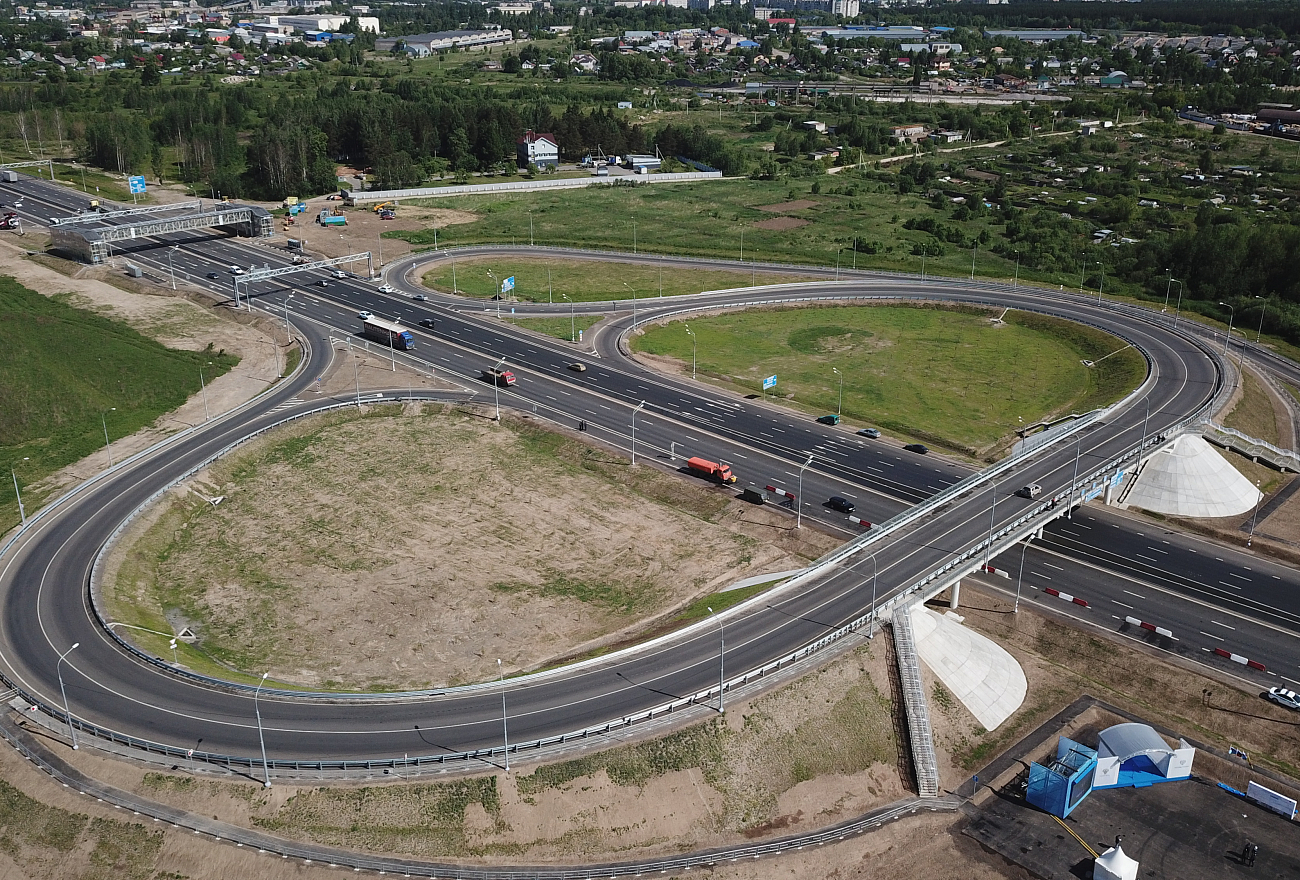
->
<box><xmin>948</xmin><ymin>580</ymin><xmax>960</xmax><ymax>609</ymax></box>
<box><xmin>1035</xmin><ymin>526</ymin><xmax>1044</xmax><ymax>540</ymax></box>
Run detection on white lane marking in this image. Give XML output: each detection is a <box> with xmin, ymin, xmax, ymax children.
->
<box><xmin>1211</xmin><ymin>620</ymin><xmax>1236</xmax><ymax>630</ymax></box>
<box><xmin>1123</xmin><ymin>589</ymin><xmax>1146</xmax><ymax>600</ymax></box>
<box><xmin>1228</xmin><ymin>572</ymin><xmax>1251</xmax><ymax>581</ymax></box>
<box><xmin>1112</xmin><ymin>600</ymin><xmax>1133</xmax><ymax>609</ymax></box>
<box><xmin>1136</xmin><ymin>554</ymin><xmax>1158</xmax><ymax>563</ymax></box>
<box><xmin>1031</xmin><ymin>572</ymin><xmax>1052</xmax><ymax>581</ymax></box>
<box><xmin>1146</xmin><ymin>546</ymin><xmax>1168</xmax><ymax>554</ymax></box>
<box><xmin>1200</xmin><ymin>631</ymin><xmax>1224</xmax><ymax>641</ymax></box>
<box><xmin>1043</xmin><ymin>562</ymin><xmax>1064</xmax><ymax>571</ymax></box>
<box><xmin>1219</xmin><ymin>581</ymin><xmax>1243</xmax><ymax>590</ymax></box>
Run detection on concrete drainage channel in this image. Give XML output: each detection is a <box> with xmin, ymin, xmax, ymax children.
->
<box><xmin>0</xmin><ymin>713</ymin><xmax>959</xmax><ymax>879</ymax></box>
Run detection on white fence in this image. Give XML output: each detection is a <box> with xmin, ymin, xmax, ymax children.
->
<box><xmin>345</xmin><ymin>171</ymin><xmax>722</xmax><ymax>204</ymax></box>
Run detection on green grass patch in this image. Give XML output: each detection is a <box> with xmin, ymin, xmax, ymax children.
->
<box><xmin>0</xmin><ymin>278</ymin><xmax>238</xmax><ymax>531</ymax></box>
<box><xmin>388</xmin><ymin>176</ymin><xmax>1034</xmax><ymax>282</ymax></box>
<box><xmin>506</xmin><ymin>315</ymin><xmax>604</xmax><ymax>342</ymax></box>
<box><xmin>491</xmin><ymin>568</ymin><xmax>660</xmax><ymax>615</ymax></box>
<box><xmin>50</xmin><ymin>163</ymin><xmax>140</xmax><ymax>203</ymax></box>
<box><xmin>0</xmin><ymin>777</ymin><xmax>162</xmax><ymax>879</ymax></box>
<box><xmin>422</xmin><ymin>256</ymin><xmax>814</xmax><ymax>303</ymax></box>
<box><xmin>1223</xmin><ymin>369</ymin><xmax>1281</xmax><ymax>446</ymax></box>
<box><xmin>633</xmin><ymin>303</ymin><xmax>1145</xmax><ymax>454</ymax></box>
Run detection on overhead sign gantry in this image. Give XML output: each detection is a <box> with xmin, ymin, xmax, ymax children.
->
<box><xmin>231</xmin><ymin>252</ymin><xmax>374</xmax><ymax>308</ymax></box>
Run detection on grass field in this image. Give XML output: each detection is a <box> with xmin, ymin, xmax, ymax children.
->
<box><xmin>0</xmin><ymin>278</ymin><xmax>238</xmax><ymax>531</ymax></box>
<box><xmin>422</xmin><ymin>256</ymin><xmax>815</xmax><ymax>303</ymax></box>
<box><xmin>506</xmin><ymin>314</ymin><xmax>604</xmax><ymax>342</ymax></box>
<box><xmin>388</xmin><ymin>176</ymin><xmax>1035</xmax><ymax>282</ymax></box>
<box><xmin>635</xmin><ymin>303</ymin><xmax>1146</xmax><ymax>453</ymax></box>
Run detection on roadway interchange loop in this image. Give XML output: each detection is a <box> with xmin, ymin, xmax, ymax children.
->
<box><xmin>0</xmin><ymin>182</ymin><xmax>1226</xmax><ymax>771</ymax></box>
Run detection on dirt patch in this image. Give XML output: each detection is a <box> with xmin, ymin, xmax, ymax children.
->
<box><xmin>283</xmin><ymin>201</ymin><xmax>479</xmax><ymax>270</ymax></box>
<box><xmin>45</xmin><ymin>635</ymin><xmax>906</xmax><ymax>864</ymax></box>
<box><xmin>757</xmin><ymin>200</ymin><xmax>819</xmax><ymax>213</ymax></box>
<box><xmin>753</xmin><ymin>217</ymin><xmax>810</xmax><ymax>232</ymax></box>
<box><xmin>107</xmin><ymin>407</ymin><xmax>834</xmax><ymax>690</ymax></box>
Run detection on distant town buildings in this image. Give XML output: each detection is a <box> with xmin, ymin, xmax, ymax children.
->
<box><xmin>376</xmin><ymin>28</ymin><xmax>512</xmax><ymax>56</ymax></box>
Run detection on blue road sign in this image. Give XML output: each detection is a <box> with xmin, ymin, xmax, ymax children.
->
<box><xmin>763</xmin><ymin>375</ymin><xmax>777</xmax><ymax>390</ymax></box>
<box><xmin>501</xmin><ymin>276</ymin><xmax>515</xmax><ymax>293</ymax></box>
<box><xmin>128</xmin><ymin>175</ymin><xmax>147</xmax><ymax>194</ymax></box>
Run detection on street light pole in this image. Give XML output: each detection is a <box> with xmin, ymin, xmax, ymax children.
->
<box><xmin>167</xmin><ymin>246</ymin><xmax>178</xmax><ymax>290</ymax></box>
<box><xmin>866</xmin><ymin>550</ymin><xmax>878</xmax><ymax>638</ymax></box>
<box><xmin>1096</xmin><ymin>261</ymin><xmax>1104</xmax><ymax>305</ymax></box>
<box><xmin>796</xmin><ymin>455</ymin><xmax>814</xmax><ymax>529</ymax></box>
<box><xmin>101</xmin><ymin>408</ymin><xmax>115</xmax><ymax>468</ymax></box>
<box><xmin>254</xmin><ymin>672</ymin><xmax>271</xmax><ymax>788</ymax></box>
<box><xmin>1255</xmin><ymin>296</ymin><xmax>1267</xmax><ymax>343</ymax></box>
<box><xmin>1014</xmin><ymin>535</ymin><xmax>1033</xmax><ymax>613</ymax></box>
<box><xmin>561</xmin><ymin>293</ymin><xmax>575</xmax><ymax>343</ymax></box>
<box><xmin>1163</xmin><ymin>269</ymin><xmax>1172</xmax><ymax>312</ymax></box>
<box><xmin>1013</xmin><ymin>251</ymin><xmax>1019</xmax><ymax>289</ymax></box>
<box><xmin>623</xmin><ymin>283</ymin><xmax>637</xmax><ymax>330</ymax></box>
<box><xmin>833</xmin><ymin>366</ymin><xmax>843</xmax><ymax>415</ymax></box>
<box><xmin>528</xmin><ymin>211</ymin><xmax>534</xmax><ymax>247</ymax></box>
<box><xmin>497</xmin><ymin>659</ymin><xmax>510</xmax><ymax>771</ymax></box>
<box><xmin>631</xmin><ymin>400</ymin><xmax>646</xmax><ymax>466</ymax></box>
<box><xmin>707</xmin><ymin>607</ymin><xmax>725</xmax><ymax>713</ymax></box>
<box><xmin>1171</xmin><ymin>279</ymin><xmax>1184</xmax><ymax>329</ymax></box>
<box><xmin>492</xmin><ymin>356</ymin><xmax>506</xmax><ymax>421</ymax></box>
<box><xmin>56</xmin><ymin>642</ymin><xmax>79</xmax><ymax>749</ymax></box>
<box><xmin>1219</xmin><ymin>302</ymin><xmax>1235</xmax><ymax>356</ymax></box>
<box><xmin>685</xmin><ymin>324</ymin><xmax>696</xmax><ymax>379</ymax></box>
<box><xmin>1247</xmin><ymin>481</ymin><xmax>1263</xmax><ymax>547</ymax></box>
<box><xmin>984</xmin><ymin>479</ymin><xmax>999</xmax><ymax>569</ymax></box>
<box><xmin>1069</xmin><ymin>432</ymin><xmax>1083</xmax><ymax>520</ymax></box>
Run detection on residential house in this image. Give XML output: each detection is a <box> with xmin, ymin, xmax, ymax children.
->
<box><xmin>517</xmin><ymin>130</ymin><xmax>560</xmax><ymax>169</ymax></box>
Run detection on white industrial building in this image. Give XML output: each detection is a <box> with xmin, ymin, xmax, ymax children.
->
<box><xmin>272</xmin><ymin>13</ymin><xmax>379</xmax><ymax>32</ymax></box>
<box><xmin>375</xmin><ymin>28</ymin><xmax>512</xmax><ymax>55</ymax></box>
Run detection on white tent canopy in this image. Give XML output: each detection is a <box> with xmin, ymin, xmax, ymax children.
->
<box><xmin>1094</xmin><ymin>844</ymin><xmax>1138</xmax><ymax>880</ymax></box>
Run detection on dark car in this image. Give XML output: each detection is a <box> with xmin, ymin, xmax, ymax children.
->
<box><xmin>904</xmin><ymin>443</ymin><xmax>929</xmax><ymax>455</ymax></box>
<box><xmin>816</xmin><ymin>414</ymin><xmax>841</xmax><ymax>426</ymax></box>
<box><xmin>206</xmin><ymin>271</ymin><xmax>219</xmax><ymax>279</ymax></box>
<box><xmin>826</xmin><ymin>496</ymin><xmax>855</xmax><ymax>514</ymax></box>
<box><xmin>857</xmin><ymin>428</ymin><xmax>881</xmax><ymax>439</ymax></box>
<box><xmin>316</xmin><ymin>279</ymin><xmax>329</xmax><ymax>287</ymax></box>
<box><xmin>412</xmin><ymin>293</ymin><xmax>427</xmax><ymax>302</ymax></box>
<box><xmin>418</xmin><ymin>318</ymin><xmax>436</xmax><ymax>329</ymax></box>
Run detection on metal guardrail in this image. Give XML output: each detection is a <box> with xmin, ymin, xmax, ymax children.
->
<box><xmin>346</xmin><ymin>170</ymin><xmax>722</xmax><ymax>204</ymax></box>
<box><xmin>890</xmin><ymin>608</ymin><xmax>940</xmax><ymax>798</ymax></box>
<box><xmin>1201</xmin><ymin>421</ymin><xmax>1300</xmax><ymax>472</ymax></box>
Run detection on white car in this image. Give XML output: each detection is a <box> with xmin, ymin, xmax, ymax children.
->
<box><xmin>358</xmin><ymin>311</ymin><xmax>372</xmax><ymax>320</ymax></box>
<box><xmin>1266</xmin><ymin>687</ymin><xmax>1300</xmax><ymax>711</ymax></box>
<box><xmin>333</xmin><ymin>270</ymin><xmax>348</xmax><ymax>279</ymax></box>
<box><xmin>378</xmin><ymin>284</ymin><xmax>395</xmax><ymax>293</ymax></box>
<box><xmin>229</xmin><ymin>266</ymin><xmax>244</xmax><ymax>275</ymax></box>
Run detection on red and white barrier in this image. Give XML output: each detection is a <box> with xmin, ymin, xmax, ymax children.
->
<box><xmin>765</xmin><ymin>485</ymin><xmax>796</xmax><ymax>501</ymax></box>
<box><xmin>1124</xmin><ymin>616</ymin><xmax>1174</xmax><ymax>639</ymax></box>
<box><xmin>1044</xmin><ymin>587</ymin><xmax>1090</xmax><ymax>608</ymax></box>
<box><xmin>848</xmin><ymin>515</ymin><xmax>872</xmax><ymax>529</ymax></box>
<box><xmin>1213</xmin><ymin>647</ymin><xmax>1267</xmax><ymax>672</ymax></box>
<box><xmin>979</xmin><ymin>563</ymin><xmax>1011</xmax><ymax>579</ymax></box>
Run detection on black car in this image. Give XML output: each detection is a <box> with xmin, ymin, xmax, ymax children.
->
<box><xmin>418</xmin><ymin>318</ymin><xmax>436</xmax><ymax>329</ymax></box>
<box><xmin>316</xmin><ymin>279</ymin><xmax>329</xmax><ymax>287</ymax></box>
<box><xmin>206</xmin><ymin>272</ymin><xmax>219</xmax><ymax>279</ymax></box>
<box><xmin>826</xmin><ymin>496</ymin><xmax>855</xmax><ymax>514</ymax></box>
<box><xmin>904</xmin><ymin>443</ymin><xmax>929</xmax><ymax>454</ymax></box>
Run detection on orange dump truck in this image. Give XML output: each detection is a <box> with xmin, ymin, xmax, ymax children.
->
<box><xmin>687</xmin><ymin>457</ymin><xmax>736</xmax><ymax>484</ymax></box>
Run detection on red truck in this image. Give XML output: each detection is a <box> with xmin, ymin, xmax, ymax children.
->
<box><xmin>482</xmin><ymin>366</ymin><xmax>517</xmax><ymax>386</ymax></box>
<box><xmin>687</xmin><ymin>457</ymin><xmax>736</xmax><ymax>484</ymax></box>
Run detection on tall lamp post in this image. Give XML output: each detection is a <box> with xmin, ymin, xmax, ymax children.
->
<box><xmin>984</xmin><ymin>479</ymin><xmax>999</xmax><ymax>569</ymax></box>
<box><xmin>254</xmin><ymin>672</ymin><xmax>271</xmax><ymax>788</ymax></box>
<box><xmin>1171</xmin><ymin>279</ymin><xmax>1184</xmax><ymax>329</ymax></box>
<box><xmin>1247</xmin><ymin>482</ymin><xmax>1263</xmax><ymax>547</ymax></box>
<box><xmin>1096</xmin><ymin>261</ymin><xmax>1105</xmax><ymax>305</ymax></box>
<box><xmin>623</xmin><ymin>283</ymin><xmax>638</xmax><ymax>330</ymax></box>
<box><xmin>167</xmin><ymin>245</ymin><xmax>178</xmax><ymax>290</ymax></box>
<box><xmin>101</xmin><ymin>407</ymin><xmax>116</xmax><ymax>468</ymax></box>
<box><xmin>11</xmin><ymin>457</ymin><xmax>29</xmax><ymax>527</ymax></box>
<box><xmin>833</xmin><ymin>366</ymin><xmax>843</xmax><ymax>415</ymax></box>
<box><xmin>865</xmin><ymin>550</ymin><xmax>878</xmax><ymax>638</ymax></box>
<box><xmin>1014</xmin><ymin>535</ymin><xmax>1033</xmax><ymax>612</ymax></box>
<box><xmin>1255</xmin><ymin>296</ymin><xmax>1267</xmax><ymax>343</ymax></box>
<box><xmin>1069</xmin><ymin>432</ymin><xmax>1083</xmax><ymax>520</ymax></box>
<box><xmin>1012</xmin><ymin>250</ymin><xmax>1019</xmax><ymax>289</ymax></box>
<box><xmin>491</xmin><ymin>356</ymin><xmax>506</xmax><ymax>421</ymax></box>
<box><xmin>1219</xmin><ymin>301</ymin><xmax>1235</xmax><ymax>356</ymax></box>
<box><xmin>282</xmin><ymin>294</ymin><xmax>294</xmax><ymax>338</ymax></box>
<box><xmin>561</xmin><ymin>293</ymin><xmax>575</xmax><ymax>343</ymax></box>
<box><xmin>497</xmin><ymin>659</ymin><xmax>510</xmax><ymax>771</ymax></box>
<box><xmin>486</xmin><ymin>270</ymin><xmax>500</xmax><ymax>319</ymax></box>
<box><xmin>685</xmin><ymin>324</ymin><xmax>697</xmax><ymax>380</ymax></box>
<box><xmin>706</xmin><ymin>607</ymin><xmax>725</xmax><ymax>713</ymax></box>
<box><xmin>56</xmin><ymin>642</ymin><xmax>79</xmax><ymax>749</ymax></box>
<box><xmin>631</xmin><ymin>400</ymin><xmax>646</xmax><ymax>466</ymax></box>
<box><xmin>796</xmin><ymin>455</ymin><xmax>814</xmax><ymax>529</ymax></box>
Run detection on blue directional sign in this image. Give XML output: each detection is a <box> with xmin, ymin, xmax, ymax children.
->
<box><xmin>763</xmin><ymin>375</ymin><xmax>777</xmax><ymax>390</ymax></box>
<box><xmin>501</xmin><ymin>276</ymin><xmax>515</xmax><ymax>294</ymax></box>
<box><xmin>128</xmin><ymin>175</ymin><xmax>147</xmax><ymax>194</ymax></box>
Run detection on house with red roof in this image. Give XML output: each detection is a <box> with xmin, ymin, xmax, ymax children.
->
<box><xmin>517</xmin><ymin>130</ymin><xmax>560</xmax><ymax>169</ymax></box>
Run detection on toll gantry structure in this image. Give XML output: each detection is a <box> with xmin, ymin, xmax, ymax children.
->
<box><xmin>49</xmin><ymin>201</ymin><xmax>274</xmax><ymax>264</ymax></box>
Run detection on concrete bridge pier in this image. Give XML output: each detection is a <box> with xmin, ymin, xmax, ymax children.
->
<box><xmin>948</xmin><ymin>580</ymin><xmax>960</xmax><ymax>609</ymax></box>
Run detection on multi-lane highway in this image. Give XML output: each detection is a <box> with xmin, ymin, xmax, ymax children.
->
<box><xmin>0</xmin><ymin>178</ymin><xmax>1293</xmax><ymax>772</ymax></box>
